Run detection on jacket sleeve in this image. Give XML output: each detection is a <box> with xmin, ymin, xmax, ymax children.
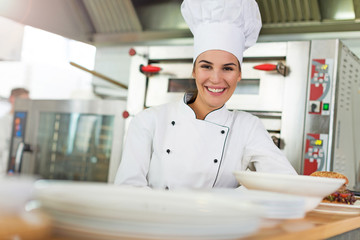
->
<box><xmin>243</xmin><ymin>116</ymin><xmax>297</xmax><ymax>175</ymax></box>
<box><xmin>114</xmin><ymin>109</ymin><xmax>154</xmax><ymax>187</ymax></box>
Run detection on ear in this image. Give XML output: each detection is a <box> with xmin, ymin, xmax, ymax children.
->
<box><xmin>192</xmin><ymin>69</ymin><xmax>196</xmax><ymax>79</ymax></box>
<box><xmin>237</xmin><ymin>72</ymin><xmax>242</xmax><ymax>82</ymax></box>
<box><xmin>9</xmin><ymin>95</ymin><xmax>15</xmax><ymax>105</ymax></box>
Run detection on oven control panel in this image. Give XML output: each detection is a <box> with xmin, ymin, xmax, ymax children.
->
<box><xmin>303</xmin><ymin>58</ymin><xmax>334</xmax><ymax>175</ymax></box>
<box><xmin>303</xmin><ymin>133</ymin><xmax>328</xmax><ymax>175</ymax></box>
<box><xmin>308</xmin><ymin>59</ymin><xmax>333</xmax><ymax>115</ymax></box>
<box><xmin>8</xmin><ymin>111</ymin><xmax>27</xmax><ymax>173</ymax></box>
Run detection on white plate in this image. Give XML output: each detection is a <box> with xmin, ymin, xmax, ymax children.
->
<box><xmin>233</xmin><ymin>171</ymin><xmax>345</xmax><ymax>212</ymax></box>
<box><xmin>48</xmin><ymin>212</ymin><xmax>260</xmax><ymax>240</ymax></box>
<box><xmin>313</xmin><ymin>201</ymin><xmax>360</xmax><ymax>215</ymax></box>
<box><xmin>210</xmin><ymin>188</ymin><xmax>306</xmax><ymax>219</ymax></box>
<box><xmin>34</xmin><ymin>181</ymin><xmax>264</xmax><ymax>240</ymax></box>
<box><xmin>36</xmin><ymin>183</ymin><xmax>256</xmax><ymax>223</ymax></box>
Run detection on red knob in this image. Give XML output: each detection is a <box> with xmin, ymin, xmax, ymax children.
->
<box><xmin>122</xmin><ymin>111</ymin><xmax>130</xmax><ymax>119</ymax></box>
<box><xmin>129</xmin><ymin>48</ymin><xmax>136</xmax><ymax>56</ymax></box>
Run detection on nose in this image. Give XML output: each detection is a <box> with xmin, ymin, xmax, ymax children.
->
<box><xmin>209</xmin><ymin>69</ymin><xmax>222</xmax><ymax>84</ymax></box>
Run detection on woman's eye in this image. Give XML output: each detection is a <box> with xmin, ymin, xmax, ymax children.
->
<box><xmin>200</xmin><ymin>65</ymin><xmax>211</xmax><ymax>69</ymax></box>
<box><xmin>223</xmin><ymin>67</ymin><xmax>234</xmax><ymax>71</ymax></box>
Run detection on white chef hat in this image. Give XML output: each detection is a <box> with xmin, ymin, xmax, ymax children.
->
<box><xmin>181</xmin><ymin>0</ymin><xmax>262</xmax><ymax>64</ymax></box>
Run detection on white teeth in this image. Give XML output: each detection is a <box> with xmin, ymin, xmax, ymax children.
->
<box><xmin>208</xmin><ymin>87</ymin><xmax>224</xmax><ymax>93</ymax></box>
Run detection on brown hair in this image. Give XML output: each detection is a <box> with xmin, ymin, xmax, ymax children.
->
<box><xmin>10</xmin><ymin>88</ymin><xmax>29</xmax><ymax>97</ymax></box>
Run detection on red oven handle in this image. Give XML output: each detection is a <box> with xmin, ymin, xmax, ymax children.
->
<box><xmin>253</xmin><ymin>63</ymin><xmax>277</xmax><ymax>71</ymax></box>
<box><xmin>253</xmin><ymin>63</ymin><xmax>289</xmax><ymax>76</ymax></box>
<box><xmin>140</xmin><ymin>64</ymin><xmax>162</xmax><ymax>74</ymax></box>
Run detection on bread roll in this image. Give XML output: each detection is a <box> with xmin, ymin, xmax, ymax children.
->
<box><xmin>310</xmin><ymin>171</ymin><xmax>349</xmax><ymax>185</ymax></box>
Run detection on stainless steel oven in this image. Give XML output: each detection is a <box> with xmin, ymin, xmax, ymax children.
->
<box><xmin>125</xmin><ymin>40</ymin><xmax>360</xmax><ymax>191</ymax></box>
<box><xmin>7</xmin><ymin>99</ymin><xmax>127</xmax><ymax>183</ymax></box>
<box><xmin>301</xmin><ymin>40</ymin><xmax>360</xmax><ymax>190</ymax></box>
<box><xmin>126</xmin><ymin>42</ymin><xmax>310</xmax><ymax>174</ymax></box>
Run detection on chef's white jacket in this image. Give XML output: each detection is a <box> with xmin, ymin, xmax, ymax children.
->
<box><xmin>115</xmin><ymin>95</ymin><xmax>297</xmax><ymax>189</ymax></box>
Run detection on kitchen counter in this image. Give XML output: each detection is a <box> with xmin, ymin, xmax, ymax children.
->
<box><xmin>2</xmin><ymin>210</ymin><xmax>360</xmax><ymax>240</ymax></box>
<box><xmin>244</xmin><ymin>211</ymin><xmax>360</xmax><ymax>240</ymax></box>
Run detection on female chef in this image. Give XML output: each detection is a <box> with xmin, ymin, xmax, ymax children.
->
<box><xmin>115</xmin><ymin>0</ymin><xmax>297</xmax><ymax>189</ymax></box>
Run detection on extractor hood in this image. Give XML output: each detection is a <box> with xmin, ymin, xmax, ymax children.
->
<box><xmin>0</xmin><ymin>0</ymin><xmax>359</xmax><ymax>45</ymax></box>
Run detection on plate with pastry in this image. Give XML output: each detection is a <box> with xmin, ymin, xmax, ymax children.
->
<box><xmin>310</xmin><ymin>171</ymin><xmax>360</xmax><ymax>215</ymax></box>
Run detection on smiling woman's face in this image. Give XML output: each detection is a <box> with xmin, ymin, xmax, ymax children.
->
<box><xmin>191</xmin><ymin>50</ymin><xmax>241</xmax><ymax>117</ymax></box>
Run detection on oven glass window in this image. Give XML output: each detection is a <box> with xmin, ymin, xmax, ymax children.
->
<box><xmin>35</xmin><ymin>112</ymin><xmax>114</xmax><ymax>182</ymax></box>
<box><xmin>234</xmin><ymin>79</ymin><xmax>260</xmax><ymax>95</ymax></box>
<box><xmin>168</xmin><ymin>78</ymin><xmax>196</xmax><ymax>92</ymax></box>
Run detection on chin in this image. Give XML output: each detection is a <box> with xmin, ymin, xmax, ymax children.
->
<box><xmin>207</xmin><ymin>100</ymin><xmax>226</xmax><ymax>110</ymax></box>
<box><xmin>210</xmin><ymin>96</ymin><xmax>231</xmax><ymax>107</ymax></box>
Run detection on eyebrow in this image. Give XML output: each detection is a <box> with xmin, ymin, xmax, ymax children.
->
<box><xmin>198</xmin><ymin>60</ymin><xmax>237</xmax><ymax>67</ymax></box>
<box><xmin>224</xmin><ymin>63</ymin><xmax>237</xmax><ymax>67</ymax></box>
<box><xmin>198</xmin><ymin>60</ymin><xmax>212</xmax><ymax>64</ymax></box>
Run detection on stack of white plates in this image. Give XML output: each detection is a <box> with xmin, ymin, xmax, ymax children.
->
<box><xmin>34</xmin><ymin>181</ymin><xmax>263</xmax><ymax>240</ymax></box>
<box><xmin>211</xmin><ymin>188</ymin><xmax>306</xmax><ymax>219</ymax></box>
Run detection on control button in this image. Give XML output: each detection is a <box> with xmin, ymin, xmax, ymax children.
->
<box><xmin>171</xmin><ymin>121</ymin><xmax>175</xmax><ymax>126</ymax></box>
<box><xmin>311</xmin><ymin>139</ymin><xmax>323</xmax><ymax>146</ymax></box>
<box><xmin>311</xmin><ymin>103</ymin><xmax>317</xmax><ymax>112</ymax></box>
<box><xmin>309</xmin><ymin>101</ymin><xmax>321</xmax><ymax>113</ymax></box>
<box><xmin>166</xmin><ymin>149</ymin><xmax>171</xmax><ymax>154</ymax></box>
<box><xmin>214</xmin><ymin>159</ymin><xmax>218</xmax><ymax>163</ymax></box>
<box><xmin>221</xmin><ymin>130</ymin><xmax>225</xmax><ymax>134</ymax></box>
<box><xmin>323</xmin><ymin>103</ymin><xmax>329</xmax><ymax>111</ymax></box>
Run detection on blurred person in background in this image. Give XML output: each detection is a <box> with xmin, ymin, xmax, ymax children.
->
<box><xmin>0</xmin><ymin>88</ymin><xmax>29</xmax><ymax>175</ymax></box>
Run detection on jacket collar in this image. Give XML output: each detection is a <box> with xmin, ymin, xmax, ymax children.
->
<box><xmin>179</xmin><ymin>93</ymin><xmax>231</xmax><ymax>126</ymax></box>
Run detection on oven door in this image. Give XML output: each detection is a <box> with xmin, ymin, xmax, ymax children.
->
<box><xmin>145</xmin><ymin>60</ymin><xmax>285</xmax><ymax>112</ymax></box>
<box><xmin>145</xmin><ymin>62</ymin><xmax>194</xmax><ymax>107</ymax></box>
<box><xmin>10</xmin><ymin>99</ymin><xmax>126</xmax><ymax>183</ymax></box>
